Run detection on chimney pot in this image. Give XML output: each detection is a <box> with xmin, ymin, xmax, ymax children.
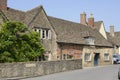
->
<box><xmin>110</xmin><ymin>25</ymin><xmax>114</xmax><ymax>37</ymax></box>
<box><xmin>88</xmin><ymin>14</ymin><xmax>94</xmax><ymax>28</ymax></box>
<box><xmin>80</xmin><ymin>12</ymin><xmax>87</xmax><ymax>25</ymax></box>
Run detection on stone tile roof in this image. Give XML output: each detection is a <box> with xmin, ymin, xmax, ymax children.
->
<box><xmin>48</xmin><ymin>16</ymin><xmax>112</xmax><ymax>47</ymax></box>
<box><xmin>2</xmin><ymin>6</ymin><xmax>51</xmax><ymax>29</ymax></box>
<box><xmin>94</xmin><ymin>21</ymin><xmax>103</xmax><ymax>30</ymax></box>
<box><xmin>0</xmin><ymin>6</ymin><xmax>112</xmax><ymax>47</ymax></box>
<box><xmin>107</xmin><ymin>32</ymin><xmax>120</xmax><ymax>46</ymax></box>
<box><xmin>25</xmin><ymin>6</ymin><xmax>51</xmax><ymax>29</ymax></box>
<box><xmin>4</xmin><ymin>7</ymin><xmax>25</xmax><ymax>22</ymax></box>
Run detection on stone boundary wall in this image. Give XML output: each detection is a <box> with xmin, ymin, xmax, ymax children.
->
<box><xmin>0</xmin><ymin>59</ymin><xmax>82</xmax><ymax>78</ymax></box>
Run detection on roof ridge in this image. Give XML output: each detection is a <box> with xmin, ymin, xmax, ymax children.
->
<box><xmin>48</xmin><ymin>16</ymin><xmax>77</xmax><ymax>23</ymax></box>
<box><xmin>48</xmin><ymin>16</ymin><xmax>88</xmax><ymax>27</ymax></box>
<box><xmin>27</xmin><ymin>6</ymin><xmax>43</xmax><ymax>27</ymax></box>
<box><xmin>26</xmin><ymin>5</ymin><xmax>43</xmax><ymax>13</ymax></box>
<box><xmin>115</xmin><ymin>31</ymin><xmax>120</xmax><ymax>33</ymax></box>
<box><xmin>95</xmin><ymin>21</ymin><xmax>103</xmax><ymax>23</ymax></box>
<box><xmin>7</xmin><ymin>7</ymin><xmax>25</xmax><ymax>13</ymax></box>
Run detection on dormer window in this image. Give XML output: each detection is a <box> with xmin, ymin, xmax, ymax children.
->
<box><xmin>84</xmin><ymin>36</ymin><xmax>94</xmax><ymax>45</ymax></box>
<box><xmin>34</xmin><ymin>28</ymin><xmax>51</xmax><ymax>39</ymax></box>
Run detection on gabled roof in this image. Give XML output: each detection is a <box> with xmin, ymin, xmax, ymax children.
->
<box><xmin>48</xmin><ymin>16</ymin><xmax>112</xmax><ymax>47</ymax></box>
<box><xmin>3</xmin><ymin>7</ymin><xmax>25</xmax><ymax>22</ymax></box>
<box><xmin>1</xmin><ymin>6</ymin><xmax>51</xmax><ymax>29</ymax></box>
<box><xmin>0</xmin><ymin>5</ymin><xmax>112</xmax><ymax>47</ymax></box>
<box><xmin>94</xmin><ymin>21</ymin><xmax>103</xmax><ymax>31</ymax></box>
<box><xmin>107</xmin><ymin>32</ymin><xmax>120</xmax><ymax>46</ymax></box>
<box><xmin>25</xmin><ymin>6</ymin><xmax>51</xmax><ymax>29</ymax></box>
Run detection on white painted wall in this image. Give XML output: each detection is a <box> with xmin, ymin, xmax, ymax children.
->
<box><xmin>119</xmin><ymin>47</ymin><xmax>120</xmax><ymax>54</ymax></box>
<box><xmin>99</xmin><ymin>23</ymin><xmax>107</xmax><ymax>39</ymax></box>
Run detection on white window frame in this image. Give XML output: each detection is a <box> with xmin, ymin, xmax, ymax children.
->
<box><xmin>48</xmin><ymin>30</ymin><xmax>51</xmax><ymax>39</ymax></box>
<box><xmin>104</xmin><ymin>53</ymin><xmax>110</xmax><ymax>61</ymax></box>
<box><xmin>42</xmin><ymin>29</ymin><xmax>46</xmax><ymax>39</ymax></box>
<box><xmin>84</xmin><ymin>53</ymin><xmax>91</xmax><ymax>61</ymax></box>
<box><xmin>34</xmin><ymin>28</ymin><xmax>51</xmax><ymax>39</ymax></box>
<box><xmin>34</xmin><ymin>28</ymin><xmax>39</xmax><ymax>33</ymax></box>
<box><xmin>41</xmin><ymin>29</ymin><xmax>51</xmax><ymax>39</ymax></box>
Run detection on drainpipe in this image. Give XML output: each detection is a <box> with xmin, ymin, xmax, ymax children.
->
<box><xmin>59</xmin><ymin>44</ymin><xmax>63</xmax><ymax>60</ymax></box>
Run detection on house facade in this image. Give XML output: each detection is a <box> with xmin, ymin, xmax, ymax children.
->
<box><xmin>0</xmin><ymin>0</ymin><xmax>115</xmax><ymax>67</ymax></box>
<box><xmin>107</xmin><ymin>26</ymin><xmax>120</xmax><ymax>55</ymax></box>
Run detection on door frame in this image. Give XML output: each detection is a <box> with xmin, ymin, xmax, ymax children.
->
<box><xmin>94</xmin><ymin>53</ymin><xmax>100</xmax><ymax>66</ymax></box>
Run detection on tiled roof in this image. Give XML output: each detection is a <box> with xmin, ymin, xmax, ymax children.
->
<box><xmin>48</xmin><ymin>16</ymin><xmax>112</xmax><ymax>47</ymax></box>
<box><xmin>4</xmin><ymin>7</ymin><xmax>25</xmax><ymax>22</ymax></box>
<box><xmin>107</xmin><ymin>32</ymin><xmax>120</xmax><ymax>46</ymax></box>
<box><xmin>94</xmin><ymin>21</ymin><xmax>103</xmax><ymax>31</ymax></box>
<box><xmin>0</xmin><ymin>6</ymin><xmax>113</xmax><ymax>47</ymax></box>
<box><xmin>24</xmin><ymin>6</ymin><xmax>51</xmax><ymax>29</ymax></box>
<box><xmin>2</xmin><ymin>6</ymin><xmax>51</xmax><ymax>29</ymax></box>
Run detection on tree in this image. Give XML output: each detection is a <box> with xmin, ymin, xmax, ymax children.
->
<box><xmin>0</xmin><ymin>21</ymin><xmax>45</xmax><ymax>62</ymax></box>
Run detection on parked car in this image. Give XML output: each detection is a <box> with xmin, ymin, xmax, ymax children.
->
<box><xmin>113</xmin><ymin>54</ymin><xmax>120</xmax><ymax>64</ymax></box>
<box><xmin>118</xmin><ymin>68</ymin><xmax>120</xmax><ymax>80</ymax></box>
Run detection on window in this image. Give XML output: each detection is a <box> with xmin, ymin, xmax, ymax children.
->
<box><xmin>62</xmin><ymin>54</ymin><xmax>67</xmax><ymax>60</ymax></box>
<box><xmin>42</xmin><ymin>30</ymin><xmax>45</xmax><ymax>39</ymax></box>
<box><xmin>41</xmin><ymin>29</ymin><xmax>51</xmax><ymax>39</ymax></box>
<box><xmin>84</xmin><ymin>53</ymin><xmax>91</xmax><ymax>61</ymax></box>
<box><xmin>34</xmin><ymin>28</ymin><xmax>39</xmax><ymax>32</ymax></box>
<box><xmin>104</xmin><ymin>53</ymin><xmax>109</xmax><ymax>61</ymax></box>
<box><xmin>34</xmin><ymin>28</ymin><xmax>51</xmax><ymax>39</ymax></box>
<box><xmin>34</xmin><ymin>29</ymin><xmax>37</xmax><ymax>32</ymax></box>
<box><xmin>84</xmin><ymin>36</ymin><xmax>94</xmax><ymax>45</ymax></box>
<box><xmin>46</xmin><ymin>30</ymin><xmax>49</xmax><ymax>39</ymax></box>
<box><xmin>67</xmin><ymin>54</ymin><xmax>73</xmax><ymax>59</ymax></box>
<box><xmin>62</xmin><ymin>54</ymin><xmax>73</xmax><ymax>60</ymax></box>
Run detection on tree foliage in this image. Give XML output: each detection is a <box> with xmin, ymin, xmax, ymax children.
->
<box><xmin>0</xmin><ymin>21</ymin><xmax>45</xmax><ymax>62</ymax></box>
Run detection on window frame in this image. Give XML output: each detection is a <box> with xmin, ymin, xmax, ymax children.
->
<box><xmin>62</xmin><ymin>54</ymin><xmax>73</xmax><ymax>60</ymax></box>
<box><xmin>34</xmin><ymin>27</ymin><xmax>51</xmax><ymax>39</ymax></box>
<box><xmin>84</xmin><ymin>53</ymin><xmax>91</xmax><ymax>61</ymax></box>
<box><xmin>104</xmin><ymin>53</ymin><xmax>110</xmax><ymax>61</ymax></box>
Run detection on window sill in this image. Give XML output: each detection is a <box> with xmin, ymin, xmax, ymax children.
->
<box><xmin>85</xmin><ymin>60</ymin><xmax>92</xmax><ymax>62</ymax></box>
<box><xmin>104</xmin><ymin>60</ymin><xmax>110</xmax><ymax>62</ymax></box>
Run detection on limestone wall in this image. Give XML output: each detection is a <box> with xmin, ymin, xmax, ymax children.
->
<box><xmin>83</xmin><ymin>46</ymin><xmax>113</xmax><ymax>67</ymax></box>
<box><xmin>0</xmin><ymin>59</ymin><xmax>82</xmax><ymax>78</ymax></box>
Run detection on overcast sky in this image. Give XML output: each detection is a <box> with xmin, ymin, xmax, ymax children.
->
<box><xmin>8</xmin><ymin>0</ymin><xmax>120</xmax><ymax>32</ymax></box>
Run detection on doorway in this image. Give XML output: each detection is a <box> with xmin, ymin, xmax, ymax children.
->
<box><xmin>94</xmin><ymin>53</ymin><xmax>100</xmax><ymax>66</ymax></box>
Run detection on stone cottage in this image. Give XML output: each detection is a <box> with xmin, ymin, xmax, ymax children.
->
<box><xmin>0</xmin><ymin>0</ymin><xmax>114</xmax><ymax>67</ymax></box>
<box><xmin>107</xmin><ymin>26</ymin><xmax>120</xmax><ymax>54</ymax></box>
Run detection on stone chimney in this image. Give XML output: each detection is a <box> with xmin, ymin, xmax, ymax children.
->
<box><xmin>88</xmin><ymin>14</ymin><xmax>94</xmax><ymax>28</ymax></box>
<box><xmin>110</xmin><ymin>25</ymin><xmax>114</xmax><ymax>37</ymax></box>
<box><xmin>0</xmin><ymin>0</ymin><xmax>7</xmax><ymax>11</ymax></box>
<box><xmin>80</xmin><ymin>12</ymin><xmax>87</xmax><ymax>25</ymax></box>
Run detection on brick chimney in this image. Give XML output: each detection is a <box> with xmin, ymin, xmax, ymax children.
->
<box><xmin>88</xmin><ymin>14</ymin><xmax>94</xmax><ymax>28</ymax></box>
<box><xmin>0</xmin><ymin>0</ymin><xmax>7</xmax><ymax>11</ymax></box>
<box><xmin>110</xmin><ymin>25</ymin><xmax>114</xmax><ymax>37</ymax></box>
<box><xmin>80</xmin><ymin>12</ymin><xmax>87</xmax><ymax>25</ymax></box>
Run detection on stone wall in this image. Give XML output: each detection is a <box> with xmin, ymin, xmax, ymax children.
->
<box><xmin>0</xmin><ymin>59</ymin><xmax>82</xmax><ymax>78</ymax></box>
<box><xmin>83</xmin><ymin>46</ymin><xmax>113</xmax><ymax>67</ymax></box>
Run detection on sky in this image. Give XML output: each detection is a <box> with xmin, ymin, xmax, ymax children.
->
<box><xmin>8</xmin><ymin>0</ymin><xmax>120</xmax><ymax>32</ymax></box>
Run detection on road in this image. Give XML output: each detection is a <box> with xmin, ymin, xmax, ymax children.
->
<box><xmin>21</xmin><ymin>64</ymin><xmax>120</xmax><ymax>80</ymax></box>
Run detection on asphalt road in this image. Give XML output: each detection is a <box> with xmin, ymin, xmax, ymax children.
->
<box><xmin>21</xmin><ymin>64</ymin><xmax>120</xmax><ymax>80</ymax></box>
